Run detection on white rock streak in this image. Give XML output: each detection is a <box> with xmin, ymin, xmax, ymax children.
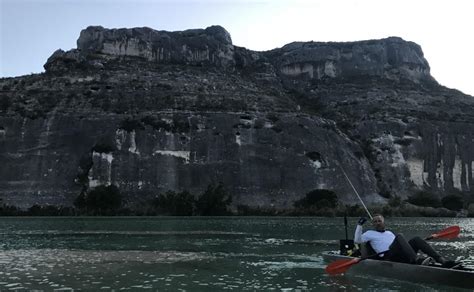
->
<box><xmin>235</xmin><ymin>134</ymin><xmax>241</xmax><ymax>146</ymax></box>
<box><xmin>115</xmin><ymin>129</ymin><xmax>139</xmax><ymax>154</ymax></box>
<box><xmin>407</xmin><ymin>158</ymin><xmax>426</xmax><ymax>187</ymax></box>
<box><xmin>128</xmin><ymin>131</ymin><xmax>140</xmax><ymax>154</ymax></box>
<box><xmin>153</xmin><ymin>150</ymin><xmax>190</xmax><ymax>164</ymax></box>
<box><xmin>310</xmin><ymin>160</ymin><xmax>322</xmax><ymax>169</ymax></box>
<box><xmin>89</xmin><ymin>151</ymin><xmax>114</xmax><ymax>188</ymax></box>
<box><xmin>390</xmin><ymin>144</ymin><xmax>405</xmax><ymax>167</ymax></box>
<box><xmin>408</xmin><ymin>158</ymin><xmax>473</xmax><ymax>191</ymax></box>
<box><xmin>115</xmin><ymin>129</ymin><xmax>126</xmax><ymax>150</ymax></box>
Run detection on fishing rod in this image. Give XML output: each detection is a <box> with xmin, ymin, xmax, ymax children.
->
<box><xmin>327</xmin><ymin>130</ymin><xmax>373</xmax><ymax>220</ymax></box>
<box><xmin>339</xmin><ymin>165</ymin><xmax>373</xmax><ymax>220</ymax></box>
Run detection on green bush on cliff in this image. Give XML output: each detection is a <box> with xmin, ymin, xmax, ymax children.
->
<box><xmin>151</xmin><ymin>184</ymin><xmax>232</xmax><ymax>216</ymax></box>
<box><xmin>468</xmin><ymin>204</ymin><xmax>474</xmax><ymax>217</ymax></box>
<box><xmin>172</xmin><ymin>116</ymin><xmax>190</xmax><ymax>133</ymax></box>
<box><xmin>343</xmin><ymin>204</ymin><xmax>364</xmax><ymax>217</ymax></box>
<box><xmin>75</xmin><ymin>185</ymin><xmax>122</xmax><ymax>215</ymax></box>
<box><xmin>195</xmin><ymin>183</ymin><xmax>232</xmax><ymax>216</ymax></box>
<box><xmin>91</xmin><ymin>143</ymin><xmax>115</xmax><ymax>153</ymax></box>
<box><xmin>0</xmin><ymin>95</ymin><xmax>11</xmax><ymax>111</ymax></box>
<box><xmin>0</xmin><ymin>203</ymin><xmax>22</xmax><ymax>216</ymax></box>
<box><xmin>153</xmin><ymin>190</ymin><xmax>195</xmax><ymax>216</ymax></box>
<box><xmin>28</xmin><ymin>205</ymin><xmax>75</xmax><ymax>216</ymax></box>
<box><xmin>441</xmin><ymin>194</ymin><xmax>464</xmax><ymax>211</ymax></box>
<box><xmin>120</xmin><ymin>118</ymin><xmax>144</xmax><ymax>132</ymax></box>
<box><xmin>141</xmin><ymin>116</ymin><xmax>172</xmax><ymax>131</ymax></box>
<box><xmin>388</xmin><ymin>195</ymin><xmax>403</xmax><ymax>207</ymax></box>
<box><xmin>294</xmin><ymin>189</ymin><xmax>339</xmax><ymax>209</ymax></box>
<box><xmin>236</xmin><ymin>205</ymin><xmax>282</xmax><ymax>216</ymax></box>
<box><xmin>406</xmin><ymin>191</ymin><xmax>441</xmax><ymax>208</ymax></box>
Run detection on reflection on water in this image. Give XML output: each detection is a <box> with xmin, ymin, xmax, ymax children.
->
<box><xmin>0</xmin><ymin>249</ymin><xmax>215</xmax><ymax>290</ymax></box>
<box><xmin>0</xmin><ymin>217</ymin><xmax>472</xmax><ymax>291</ymax></box>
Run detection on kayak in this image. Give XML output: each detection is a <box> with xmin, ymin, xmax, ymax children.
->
<box><xmin>322</xmin><ymin>251</ymin><xmax>474</xmax><ymax>290</ymax></box>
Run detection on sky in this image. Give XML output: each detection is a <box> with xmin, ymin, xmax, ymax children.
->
<box><xmin>1</xmin><ymin>0</ymin><xmax>473</xmax><ymax>96</ymax></box>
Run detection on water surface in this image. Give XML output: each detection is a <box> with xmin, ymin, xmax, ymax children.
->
<box><xmin>0</xmin><ymin>217</ymin><xmax>472</xmax><ymax>291</ymax></box>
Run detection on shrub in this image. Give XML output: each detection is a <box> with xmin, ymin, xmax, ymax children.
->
<box><xmin>195</xmin><ymin>183</ymin><xmax>232</xmax><ymax>216</ymax></box>
<box><xmin>172</xmin><ymin>117</ymin><xmax>190</xmax><ymax>133</ymax></box>
<box><xmin>75</xmin><ymin>185</ymin><xmax>122</xmax><ymax>215</ymax></box>
<box><xmin>236</xmin><ymin>205</ymin><xmax>280</xmax><ymax>216</ymax></box>
<box><xmin>344</xmin><ymin>204</ymin><xmax>364</xmax><ymax>217</ymax></box>
<box><xmin>441</xmin><ymin>194</ymin><xmax>464</xmax><ymax>211</ymax></box>
<box><xmin>120</xmin><ymin>118</ymin><xmax>144</xmax><ymax>132</ymax></box>
<box><xmin>0</xmin><ymin>95</ymin><xmax>11</xmax><ymax>111</ymax></box>
<box><xmin>406</xmin><ymin>191</ymin><xmax>441</xmax><ymax>208</ymax></box>
<box><xmin>27</xmin><ymin>205</ymin><xmax>75</xmax><ymax>216</ymax></box>
<box><xmin>294</xmin><ymin>189</ymin><xmax>338</xmax><ymax>209</ymax></box>
<box><xmin>382</xmin><ymin>205</ymin><xmax>394</xmax><ymax>217</ymax></box>
<box><xmin>0</xmin><ymin>203</ymin><xmax>22</xmax><ymax>216</ymax></box>
<box><xmin>305</xmin><ymin>152</ymin><xmax>321</xmax><ymax>161</ymax></box>
<box><xmin>76</xmin><ymin>155</ymin><xmax>93</xmax><ymax>185</ymax></box>
<box><xmin>468</xmin><ymin>204</ymin><xmax>474</xmax><ymax>217</ymax></box>
<box><xmin>394</xmin><ymin>138</ymin><xmax>413</xmax><ymax>146</ymax></box>
<box><xmin>388</xmin><ymin>195</ymin><xmax>403</xmax><ymax>207</ymax></box>
<box><xmin>74</xmin><ymin>192</ymin><xmax>87</xmax><ymax>209</ymax></box>
<box><xmin>141</xmin><ymin>116</ymin><xmax>190</xmax><ymax>133</ymax></box>
<box><xmin>271</xmin><ymin>126</ymin><xmax>283</xmax><ymax>133</ymax></box>
<box><xmin>141</xmin><ymin>116</ymin><xmax>172</xmax><ymax>131</ymax></box>
<box><xmin>266</xmin><ymin>113</ymin><xmax>279</xmax><ymax>123</ymax></box>
<box><xmin>153</xmin><ymin>190</ymin><xmax>195</xmax><ymax>216</ymax></box>
<box><xmin>92</xmin><ymin>143</ymin><xmax>115</xmax><ymax>153</ymax></box>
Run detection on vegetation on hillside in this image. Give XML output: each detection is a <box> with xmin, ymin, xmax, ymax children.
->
<box><xmin>0</xmin><ymin>185</ymin><xmax>472</xmax><ymax>217</ymax></box>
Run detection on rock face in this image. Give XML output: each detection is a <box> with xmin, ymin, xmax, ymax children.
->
<box><xmin>0</xmin><ymin>25</ymin><xmax>473</xmax><ymax>209</ymax></box>
<box><xmin>271</xmin><ymin>37</ymin><xmax>433</xmax><ymax>83</ymax></box>
<box><xmin>77</xmin><ymin>25</ymin><xmax>235</xmax><ymax>67</ymax></box>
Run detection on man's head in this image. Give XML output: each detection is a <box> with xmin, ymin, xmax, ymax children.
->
<box><xmin>371</xmin><ymin>214</ymin><xmax>385</xmax><ymax>231</ymax></box>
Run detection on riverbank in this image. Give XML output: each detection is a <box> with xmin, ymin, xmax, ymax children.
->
<box><xmin>1</xmin><ymin>202</ymin><xmax>472</xmax><ymax>217</ymax></box>
<box><xmin>2</xmin><ymin>185</ymin><xmax>473</xmax><ymax>217</ymax></box>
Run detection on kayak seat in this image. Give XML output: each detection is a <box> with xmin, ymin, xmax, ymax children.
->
<box><xmin>360</xmin><ymin>242</ymin><xmax>376</xmax><ymax>258</ymax></box>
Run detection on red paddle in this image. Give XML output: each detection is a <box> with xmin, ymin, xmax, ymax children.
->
<box><xmin>325</xmin><ymin>257</ymin><xmax>362</xmax><ymax>275</ymax></box>
<box><xmin>425</xmin><ymin>225</ymin><xmax>460</xmax><ymax>240</ymax></box>
<box><xmin>325</xmin><ymin>225</ymin><xmax>461</xmax><ymax>275</ymax></box>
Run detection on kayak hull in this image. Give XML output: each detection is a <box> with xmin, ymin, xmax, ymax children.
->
<box><xmin>323</xmin><ymin>252</ymin><xmax>474</xmax><ymax>289</ymax></box>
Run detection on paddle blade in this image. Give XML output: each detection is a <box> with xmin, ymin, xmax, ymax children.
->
<box><xmin>430</xmin><ymin>226</ymin><xmax>460</xmax><ymax>240</ymax></box>
<box><xmin>325</xmin><ymin>258</ymin><xmax>360</xmax><ymax>275</ymax></box>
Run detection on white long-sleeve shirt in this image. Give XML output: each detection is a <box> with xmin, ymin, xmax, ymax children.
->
<box><xmin>354</xmin><ymin>225</ymin><xmax>395</xmax><ymax>255</ymax></box>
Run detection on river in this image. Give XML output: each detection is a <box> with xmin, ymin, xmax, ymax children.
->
<box><xmin>0</xmin><ymin>217</ymin><xmax>472</xmax><ymax>291</ymax></box>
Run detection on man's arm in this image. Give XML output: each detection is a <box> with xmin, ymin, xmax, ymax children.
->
<box><xmin>354</xmin><ymin>217</ymin><xmax>367</xmax><ymax>243</ymax></box>
<box><xmin>354</xmin><ymin>225</ymin><xmax>364</xmax><ymax>243</ymax></box>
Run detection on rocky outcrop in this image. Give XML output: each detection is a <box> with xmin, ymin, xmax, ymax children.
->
<box><xmin>1</xmin><ymin>25</ymin><xmax>473</xmax><ymax>209</ymax></box>
<box><xmin>268</xmin><ymin>37</ymin><xmax>433</xmax><ymax>84</ymax></box>
<box><xmin>77</xmin><ymin>25</ymin><xmax>235</xmax><ymax>67</ymax></box>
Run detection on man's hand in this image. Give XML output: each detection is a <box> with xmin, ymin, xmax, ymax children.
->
<box><xmin>358</xmin><ymin>217</ymin><xmax>367</xmax><ymax>225</ymax></box>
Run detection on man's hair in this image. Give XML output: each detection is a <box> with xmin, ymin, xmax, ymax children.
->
<box><xmin>372</xmin><ymin>214</ymin><xmax>384</xmax><ymax>220</ymax></box>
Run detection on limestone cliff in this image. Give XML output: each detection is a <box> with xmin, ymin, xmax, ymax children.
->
<box><xmin>0</xmin><ymin>25</ymin><xmax>473</xmax><ymax>209</ymax></box>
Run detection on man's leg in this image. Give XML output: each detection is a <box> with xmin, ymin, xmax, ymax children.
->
<box><xmin>387</xmin><ymin>234</ymin><xmax>417</xmax><ymax>263</ymax></box>
<box><xmin>408</xmin><ymin>236</ymin><xmax>460</xmax><ymax>268</ymax></box>
<box><xmin>408</xmin><ymin>236</ymin><xmax>443</xmax><ymax>262</ymax></box>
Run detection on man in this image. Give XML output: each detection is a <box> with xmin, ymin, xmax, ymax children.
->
<box><xmin>354</xmin><ymin>214</ymin><xmax>457</xmax><ymax>268</ymax></box>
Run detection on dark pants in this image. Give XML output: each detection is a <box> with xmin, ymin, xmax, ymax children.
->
<box><xmin>384</xmin><ymin>234</ymin><xmax>441</xmax><ymax>264</ymax></box>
